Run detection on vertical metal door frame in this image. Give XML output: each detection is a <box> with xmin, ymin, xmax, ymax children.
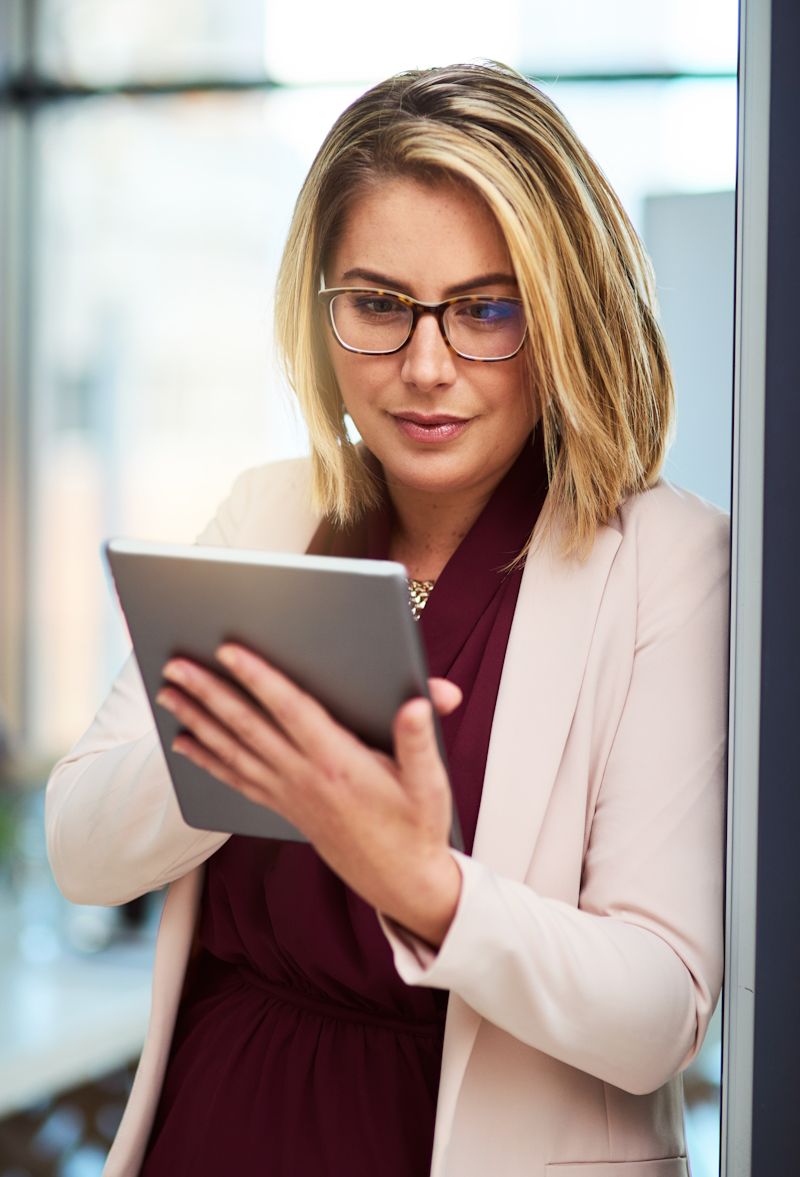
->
<box><xmin>723</xmin><ymin>0</ymin><xmax>800</xmax><ymax>1171</ymax></box>
<box><xmin>749</xmin><ymin>0</ymin><xmax>800</xmax><ymax>1169</ymax></box>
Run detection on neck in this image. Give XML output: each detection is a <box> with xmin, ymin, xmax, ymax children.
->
<box><xmin>386</xmin><ymin>480</ymin><xmax>497</xmax><ymax>582</ymax></box>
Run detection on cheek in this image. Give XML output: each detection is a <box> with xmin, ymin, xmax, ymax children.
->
<box><xmin>331</xmin><ymin>353</ymin><xmax>393</xmax><ymax>412</ymax></box>
<box><xmin>485</xmin><ymin>361</ymin><xmax>534</xmax><ymax>424</ymax></box>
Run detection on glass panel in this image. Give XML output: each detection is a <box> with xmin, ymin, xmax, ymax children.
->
<box><xmin>519</xmin><ymin>0</ymin><xmax>737</xmax><ymax>74</ymax></box>
<box><xmin>36</xmin><ymin>0</ymin><xmax>737</xmax><ymax>85</ymax></box>
<box><xmin>36</xmin><ymin>0</ymin><xmax>269</xmax><ymax>83</ymax></box>
<box><xmin>263</xmin><ymin>0</ymin><xmax>526</xmax><ymax>85</ymax></box>
<box><xmin>266</xmin><ymin>0</ymin><xmax>738</xmax><ymax>82</ymax></box>
<box><xmin>545</xmin><ymin>78</ymin><xmax>737</xmax><ymax>226</ymax></box>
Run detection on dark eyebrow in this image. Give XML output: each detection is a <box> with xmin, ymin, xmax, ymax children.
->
<box><xmin>338</xmin><ymin>267</ymin><xmax>519</xmax><ymax>297</ymax></box>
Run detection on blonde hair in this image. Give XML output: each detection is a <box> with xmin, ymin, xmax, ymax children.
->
<box><xmin>275</xmin><ymin>60</ymin><xmax>674</xmax><ymax>557</ymax></box>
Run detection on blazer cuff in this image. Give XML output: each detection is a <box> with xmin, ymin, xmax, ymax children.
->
<box><xmin>377</xmin><ymin>849</ymin><xmax>480</xmax><ymax>986</ymax></box>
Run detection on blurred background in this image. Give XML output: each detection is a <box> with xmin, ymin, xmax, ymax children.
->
<box><xmin>0</xmin><ymin>1</ymin><xmax>736</xmax><ymax>1173</ymax></box>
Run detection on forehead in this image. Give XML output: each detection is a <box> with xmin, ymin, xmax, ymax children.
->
<box><xmin>327</xmin><ymin>176</ymin><xmax>513</xmax><ymax>295</ymax></box>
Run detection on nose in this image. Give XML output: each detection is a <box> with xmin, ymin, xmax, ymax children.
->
<box><xmin>399</xmin><ymin>310</ymin><xmax>458</xmax><ymax>392</ymax></box>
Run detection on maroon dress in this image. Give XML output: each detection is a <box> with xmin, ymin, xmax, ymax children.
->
<box><xmin>140</xmin><ymin>433</ymin><xmax>548</xmax><ymax>1177</ymax></box>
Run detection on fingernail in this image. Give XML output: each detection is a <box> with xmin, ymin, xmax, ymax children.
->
<box><xmin>164</xmin><ymin>661</ymin><xmax>187</xmax><ymax>684</ymax></box>
<box><xmin>216</xmin><ymin>645</ymin><xmax>237</xmax><ymax>669</ymax></box>
<box><xmin>155</xmin><ymin>690</ymin><xmax>173</xmax><ymax>710</ymax></box>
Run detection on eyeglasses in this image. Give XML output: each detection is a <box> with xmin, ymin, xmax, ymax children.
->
<box><xmin>318</xmin><ymin>287</ymin><xmax>528</xmax><ymax>362</ymax></box>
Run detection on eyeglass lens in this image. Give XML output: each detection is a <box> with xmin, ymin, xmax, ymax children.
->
<box><xmin>329</xmin><ymin>292</ymin><xmax>525</xmax><ymax>359</ymax></box>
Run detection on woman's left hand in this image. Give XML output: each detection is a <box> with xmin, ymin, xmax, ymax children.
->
<box><xmin>155</xmin><ymin>645</ymin><xmax>463</xmax><ymax>947</ymax></box>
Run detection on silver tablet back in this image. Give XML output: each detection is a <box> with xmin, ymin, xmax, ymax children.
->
<box><xmin>105</xmin><ymin>540</ymin><xmax>462</xmax><ymax>849</ymax></box>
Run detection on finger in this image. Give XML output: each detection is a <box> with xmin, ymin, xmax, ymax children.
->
<box><xmin>393</xmin><ymin>698</ymin><xmax>448</xmax><ymax>801</ymax></box>
<box><xmin>156</xmin><ymin>685</ymin><xmax>282</xmax><ymax>795</ymax></box>
<box><xmin>171</xmin><ymin>733</ymin><xmax>283</xmax><ymax>813</ymax></box>
<box><xmin>215</xmin><ymin>644</ymin><xmax>354</xmax><ymax>761</ymax></box>
<box><xmin>162</xmin><ymin>659</ymin><xmax>304</xmax><ymax>777</ymax></box>
<box><xmin>428</xmin><ymin>677</ymin><xmax>463</xmax><ymax>717</ymax></box>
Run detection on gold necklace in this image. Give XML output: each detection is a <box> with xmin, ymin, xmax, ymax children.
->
<box><xmin>407</xmin><ymin>578</ymin><xmax>435</xmax><ymax>621</ymax></box>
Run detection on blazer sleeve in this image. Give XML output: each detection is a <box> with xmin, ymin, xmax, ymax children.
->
<box><xmin>379</xmin><ymin>493</ymin><xmax>730</xmax><ymax>1097</ymax></box>
<box><xmin>45</xmin><ymin>467</ymin><xmax>261</xmax><ymax>907</ymax></box>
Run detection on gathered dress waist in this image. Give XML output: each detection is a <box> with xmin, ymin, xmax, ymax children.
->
<box><xmin>235</xmin><ymin>963</ymin><xmax>445</xmax><ymax>1037</ymax></box>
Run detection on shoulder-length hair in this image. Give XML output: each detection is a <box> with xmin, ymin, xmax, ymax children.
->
<box><xmin>274</xmin><ymin>60</ymin><xmax>674</xmax><ymax>558</ymax></box>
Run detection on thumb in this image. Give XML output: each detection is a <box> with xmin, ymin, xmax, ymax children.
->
<box><xmin>428</xmin><ymin>677</ymin><xmax>463</xmax><ymax>717</ymax></box>
<box><xmin>394</xmin><ymin>698</ymin><xmax>448</xmax><ymax>799</ymax></box>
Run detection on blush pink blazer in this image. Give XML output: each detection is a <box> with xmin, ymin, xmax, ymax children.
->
<box><xmin>45</xmin><ymin>457</ymin><xmax>729</xmax><ymax>1177</ymax></box>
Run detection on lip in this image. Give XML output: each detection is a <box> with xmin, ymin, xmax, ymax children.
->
<box><xmin>389</xmin><ymin>411</ymin><xmax>472</xmax><ymax>444</ymax></box>
<box><xmin>392</xmin><ymin>412</ymin><xmax>470</xmax><ymax>425</ymax></box>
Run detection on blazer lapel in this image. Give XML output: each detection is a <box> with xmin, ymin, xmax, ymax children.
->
<box><xmin>431</xmin><ymin>519</ymin><xmax>623</xmax><ymax>1175</ymax></box>
<box><xmin>472</xmin><ymin>518</ymin><xmax>622</xmax><ymax>879</ymax></box>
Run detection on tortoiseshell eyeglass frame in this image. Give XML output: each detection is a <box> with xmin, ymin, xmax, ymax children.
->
<box><xmin>317</xmin><ymin>286</ymin><xmax>528</xmax><ymax>362</ymax></box>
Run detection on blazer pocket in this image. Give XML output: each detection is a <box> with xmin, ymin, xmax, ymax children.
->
<box><xmin>545</xmin><ymin>1160</ymin><xmax>688</xmax><ymax>1177</ymax></box>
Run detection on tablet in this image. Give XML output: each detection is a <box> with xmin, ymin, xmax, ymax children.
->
<box><xmin>104</xmin><ymin>539</ymin><xmax>463</xmax><ymax>850</ymax></box>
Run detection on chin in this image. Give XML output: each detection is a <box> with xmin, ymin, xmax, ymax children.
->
<box><xmin>385</xmin><ymin>454</ymin><xmax>481</xmax><ymax>495</ymax></box>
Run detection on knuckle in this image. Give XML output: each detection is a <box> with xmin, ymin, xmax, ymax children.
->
<box><xmin>271</xmin><ymin>692</ymin><xmax>301</xmax><ymax>728</ymax></box>
<box><xmin>187</xmin><ymin>672</ymin><xmax>212</xmax><ymax>702</ymax></box>
<box><xmin>431</xmin><ymin>768</ymin><xmax>449</xmax><ymax>795</ymax></box>
<box><xmin>316</xmin><ymin>758</ymin><xmax>348</xmax><ymax>789</ymax></box>
<box><xmin>227</xmin><ymin>743</ymin><xmax>251</xmax><ymax>776</ymax></box>
<box><xmin>405</xmin><ymin>725</ymin><xmax>431</xmax><ymax>754</ymax></box>
<box><xmin>237</xmin><ymin>708</ymin><xmax>264</xmax><ymax>748</ymax></box>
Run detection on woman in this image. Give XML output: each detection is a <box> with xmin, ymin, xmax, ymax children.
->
<box><xmin>46</xmin><ymin>62</ymin><xmax>729</xmax><ymax>1177</ymax></box>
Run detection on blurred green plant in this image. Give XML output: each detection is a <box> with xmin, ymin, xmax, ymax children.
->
<box><xmin>0</xmin><ymin>789</ymin><xmax>20</xmax><ymax>867</ymax></box>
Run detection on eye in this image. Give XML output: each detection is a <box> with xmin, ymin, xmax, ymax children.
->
<box><xmin>351</xmin><ymin>294</ymin><xmax>405</xmax><ymax>317</ymax></box>
<box><xmin>455</xmin><ymin>299</ymin><xmax>517</xmax><ymax>326</ymax></box>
